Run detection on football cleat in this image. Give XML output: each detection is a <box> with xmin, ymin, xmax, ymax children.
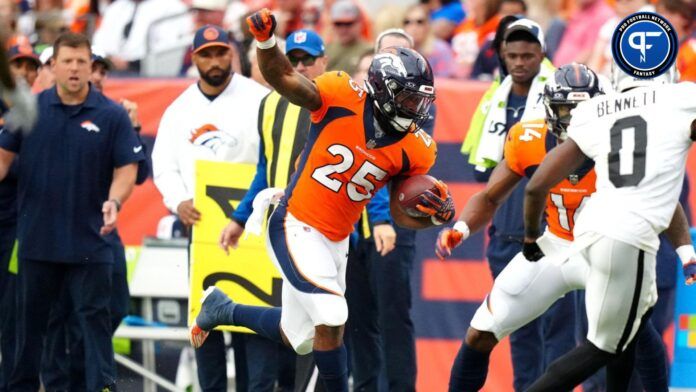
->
<box><xmin>189</xmin><ymin>286</ymin><xmax>236</xmax><ymax>348</ymax></box>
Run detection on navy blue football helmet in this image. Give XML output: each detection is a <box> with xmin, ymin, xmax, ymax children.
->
<box><xmin>543</xmin><ymin>63</ymin><xmax>603</xmax><ymax>139</ymax></box>
<box><xmin>364</xmin><ymin>47</ymin><xmax>435</xmax><ymax>133</ymax></box>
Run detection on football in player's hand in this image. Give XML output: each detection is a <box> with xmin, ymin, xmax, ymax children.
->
<box><xmin>396</xmin><ymin>174</ymin><xmax>439</xmax><ymax>217</ymax></box>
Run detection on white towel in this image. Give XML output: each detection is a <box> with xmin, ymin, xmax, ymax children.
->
<box><xmin>244</xmin><ymin>187</ymin><xmax>285</xmax><ymax>237</ymax></box>
<box><xmin>474</xmin><ymin>67</ymin><xmax>554</xmax><ymax>169</ymax></box>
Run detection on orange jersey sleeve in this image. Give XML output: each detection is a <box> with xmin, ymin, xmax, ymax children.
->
<box><xmin>311</xmin><ymin>71</ymin><xmax>367</xmax><ymax>123</ymax></box>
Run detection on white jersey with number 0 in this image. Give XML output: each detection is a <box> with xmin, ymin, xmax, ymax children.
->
<box><xmin>567</xmin><ymin>82</ymin><xmax>696</xmax><ymax>252</ymax></box>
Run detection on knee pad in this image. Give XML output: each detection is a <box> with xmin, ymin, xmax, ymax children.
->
<box><xmin>469</xmin><ymin>299</ymin><xmax>499</xmax><ymax>338</ymax></box>
<box><xmin>313</xmin><ymin>295</ymin><xmax>348</xmax><ymax>327</ymax></box>
<box><xmin>295</xmin><ymin>339</ymin><xmax>314</xmax><ymax>355</ymax></box>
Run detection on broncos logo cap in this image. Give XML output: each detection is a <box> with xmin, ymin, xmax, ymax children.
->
<box><xmin>193</xmin><ymin>24</ymin><xmax>232</xmax><ymax>54</ymax></box>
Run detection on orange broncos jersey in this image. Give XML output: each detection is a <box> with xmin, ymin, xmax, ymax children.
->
<box><xmin>504</xmin><ymin>119</ymin><xmax>596</xmax><ymax>241</ymax></box>
<box><xmin>285</xmin><ymin>71</ymin><xmax>437</xmax><ymax>241</ymax></box>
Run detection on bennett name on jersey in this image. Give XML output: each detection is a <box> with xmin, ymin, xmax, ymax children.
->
<box><xmin>596</xmin><ymin>89</ymin><xmax>657</xmax><ymax>117</ymax></box>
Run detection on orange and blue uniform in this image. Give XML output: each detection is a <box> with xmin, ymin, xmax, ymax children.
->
<box><xmin>264</xmin><ymin>71</ymin><xmax>437</xmax><ymax>352</ymax></box>
<box><xmin>504</xmin><ymin>119</ymin><xmax>596</xmax><ymax>241</ymax></box>
<box><xmin>284</xmin><ymin>71</ymin><xmax>437</xmax><ymax>241</ymax></box>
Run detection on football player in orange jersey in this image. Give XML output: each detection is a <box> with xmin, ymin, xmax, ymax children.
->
<box><xmin>439</xmin><ymin>64</ymin><xmax>676</xmax><ymax>391</ymax></box>
<box><xmin>189</xmin><ymin>9</ymin><xmax>455</xmax><ymax>391</ymax></box>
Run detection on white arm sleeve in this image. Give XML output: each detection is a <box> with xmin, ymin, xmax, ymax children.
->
<box><xmin>152</xmin><ymin>109</ymin><xmax>190</xmax><ymax>213</ymax></box>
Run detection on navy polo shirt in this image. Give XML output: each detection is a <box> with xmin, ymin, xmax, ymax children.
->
<box><xmin>0</xmin><ymin>86</ymin><xmax>145</xmax><ymax>264</ymax></box>
<box><xmin>0</xmin><ymin>106</ymin><xmax>18</xmax><ymax>229</ymax></box>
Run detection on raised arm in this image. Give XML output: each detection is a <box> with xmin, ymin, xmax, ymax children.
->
<box><xmin>247</xmin><ymin>9</ymin><xmax>322</xmax><ymax>111</ymax></box>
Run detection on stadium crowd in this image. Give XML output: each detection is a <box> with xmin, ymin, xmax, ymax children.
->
<box><xmin>1</xmin><ymin>0</ymin><xmax>696</xmax><ymax>391</ymax></box>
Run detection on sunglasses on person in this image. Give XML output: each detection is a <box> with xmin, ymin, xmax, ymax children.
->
<box><xmin>288</xmin><ymin>54</ymin><xmax>319</xmax><ymax>67</ymax></box>
<box><xmin>333</xmin><ymin>20</ymin><xmax>356</xmax><ymax>27</ymax></box>
<box><xmin>403</xmin><ymin>18</ymin><xmax>426</xmax><ymax>26</ymax></box>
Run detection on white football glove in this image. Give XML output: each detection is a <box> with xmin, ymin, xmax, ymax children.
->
<box><xmin>2</xmin><ymin>78</ymin><xmax>38</xmax><ymax>135</ymax></box>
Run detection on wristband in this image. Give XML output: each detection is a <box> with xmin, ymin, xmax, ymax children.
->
<box><xmin>676</xmin><ymin>244</ymin><xmax>696</xmax><ymax>266</ymax></box>
<box><xmin>256</xmin><ymin>35</ymin><xmax>277</xmax><ymax>50</ymax></box>
<box><xmin>453</xmin><ymin>221</ymin><xmax>470</xmax><ymax>239</ymax></box>
<box><xmin>110</xmin><ymin>199</ymin><xmax>122</xmax><ymax>212</ymax></box>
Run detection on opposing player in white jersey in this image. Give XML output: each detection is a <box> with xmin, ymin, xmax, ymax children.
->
<box><xmin>522</xmin><ymin>64</ymin><xmax>696</xmax><ymax>391</ymax></box>
<box><xmin>442</xmin><ymin>64</ymin><xmax>680</xmax><ymax>391</ymax></box>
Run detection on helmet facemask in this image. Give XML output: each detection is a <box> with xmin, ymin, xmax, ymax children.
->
<box><xmin>544</xmin><ymin>99</ymin><xmax>576</xmax><ymax>140</ymax></box>
<box><xmin>381</xmin><ymin>78</ymin><xmax>435</xmax><ymax>132</ymax></box>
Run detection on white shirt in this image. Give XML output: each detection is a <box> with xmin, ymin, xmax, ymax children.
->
<box><xmin>92</xmin><ymin>0</ymin><xmax>192</xmax><ymax>62</ymax></box>
<box><xmin>152</xmin><ymin>74</ymin><xmax>270</xmax><ymax>212</ymax></box>
<box><xmin>569</xmin><ymin>82</ymin><xmax>696</xmax><ymax>252</ymax></box>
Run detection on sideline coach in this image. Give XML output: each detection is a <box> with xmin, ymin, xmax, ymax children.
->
<box><xmin>0</xmin><ymin>32</ymin><xmax>144</xmax><ymax>391</ymax></box>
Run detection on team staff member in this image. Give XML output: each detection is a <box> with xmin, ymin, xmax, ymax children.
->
<box><xmin>0</xmin><ymin>32</ymin><xmax>145</xmax><ymax>391</ymax></box>
<box><xmin>40</xmin><ymin>48</ymin><xmax>151</xmax><ymax>391</ymax></box>
<box><xmin>151</xmin><ymin>24</ymin><xmax>269</xmax><ymax>392</ymax></box>
<box><xmin>219</xmin><ymin>28</ymin><xmax>328</xmax><ymax>392</ymax></box>
<box><xmin>0</xmin><ymin>43</ymin><xmax>40</xmax><ymax>392</ymax></box>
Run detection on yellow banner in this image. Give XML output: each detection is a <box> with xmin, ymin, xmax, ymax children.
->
<box><xmin>189</xmin><ymin>160</ymin><xmax>282</xmax><ymax>332</ymax></box>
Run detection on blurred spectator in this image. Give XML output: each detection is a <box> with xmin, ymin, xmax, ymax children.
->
<box><xmin>352</xmin><ymin>51</ymin><xmax>372</xmax><ymax>86</ymax></box>
<box><xmin>551</xmin><ymin>0</ymin><xmax>614</xmax><ymax>66</ymax></box>
<box><xmin>0</xmin><ymin>0</ymin><xmax>29</xmax><ymax>47</ymax></box>
<box><xmin>192</xmin><ymin>0</ymin><xmax>228</xmax><ymax>28</ymax></box>
<box><xmin>588</xmin><ymin>0</ymin><xmax>652</xmax><ymax>76</ymax></box>
<box><xmin>325</xmin><ymin>0</ymin><xmax>372</xmax><ymax>75</ymax></box>
<box><xmin>92</xmin><ymin>0</ymin><xmax>192</xmax><ymax>73</ymax></box>
<box><xmin>374</xmin><ymin>28</ymin><xmax>413</xmax><ymax>52</ymax></box>
<box><xmin>539</xmin><ymin>0</ymin><xmax>570</xmax><ymax>60</ymax></box>
<box><xmin>403</xmin><ymin>4</ymin><xmax>454</xmax><ymax>77</ymax></box>
<box><xmin>657</xmin><ymin>0</ymin><xmax>696</xmax><ymax>81</ymax></box>
<box><xmin>272</xmin><ymin>0</ymin><xmax>305</xmax><ymax>37</ymax></box>
<box><xmin>7</xmin><ymin>45</ymin><xmax>40</xmax><ymax>87</ymax></box>
<box><xmin>451</xmin><ymin>0</ymin><xmax>502</xmax><ymax>78</ymax></box>
<box><xmin>499</xmin><ymin>0</ymin><xmax>527</xmax><ymax>16</ymax></box>
<box><xmin>372</xmin><ymin>4</ymin><xmax>407</xmax><ymax>36</ymax></box>
<box><xmin>33</xmin><ymin>10</ymin><xmax>67</xmax><ymax>53</ymax></box>
<box><xmin>470</xmin><ymin>4</ymin><xmax>528</xmax><ymax>80</ymax></box>
<box><xmin>422</xmin><ymin>0</ymin><xmax>466</xmax><ymax>41</ymax></box>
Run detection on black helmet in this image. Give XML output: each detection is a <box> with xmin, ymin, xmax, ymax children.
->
<box><xmin>543</xmin><ymin>63</ymin><xmax>603</xmax><ymax>139</ymax></box>
<box><xmin>364</xmin><ymin>47</ymin><xmax>435</xmax><ymax>133</ymax></box>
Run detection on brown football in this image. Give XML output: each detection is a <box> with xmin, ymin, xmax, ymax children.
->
<box><xmin>396</xmin><ymin>174</ymin><xmax>439</xmax><ymax>217</ymax></box>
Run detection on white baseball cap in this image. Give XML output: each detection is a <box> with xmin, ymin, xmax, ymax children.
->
<box><xmin>192</xmin><ymin>0</ymin><xmax>228</xmax><ymax>11</ymax></box>
<box><xmin>39</xmin><ymin>46</ymin><xmax>53</xmax><ymax>65</ymax></box>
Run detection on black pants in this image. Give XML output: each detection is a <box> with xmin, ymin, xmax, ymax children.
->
<box><xmin>40</xmin><ymin>239</ymin><xmax>128</xmax><ymax>391</ymax></box>
<box><xmin>10</xmin><ymin>259</ymin><xmax>113</xmax><ymax>392</ymax></box>
<box><xmin>346</xmin><ymin>237</ymin><xmax>417</xmax><ymax>392</ymax></box>
<box><xmin>0</xmin><ymin>226</ymin><xmax>16</xmax><ymax>392</ymax></box>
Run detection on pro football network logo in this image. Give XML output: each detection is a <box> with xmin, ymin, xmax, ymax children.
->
<box><xmin>611</xmin><ymin>12</ymin><xmax>678</xmax><ymax>78</ymax></box>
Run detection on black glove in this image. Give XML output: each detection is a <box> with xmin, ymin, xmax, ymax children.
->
<box><xmin>523</xmin><ymin>241</ymin><xmax>545</xmax><ymax>262</ymax></box>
